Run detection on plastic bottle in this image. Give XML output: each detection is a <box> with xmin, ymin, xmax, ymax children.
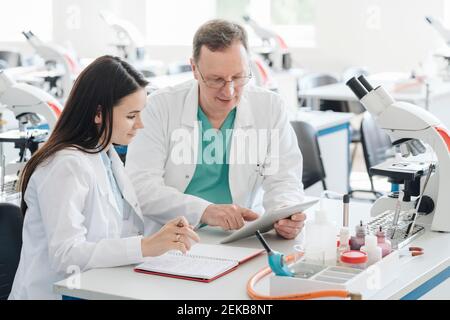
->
<box><xmin>337</xmin><ymin>227</ymin><xmax>351</xmax><ymax>264</ymax></box>
<box><xmin>303</xmin><ymin>199</ymin><xmax>337</xmax><ymax>266</ymax></box>
<box><xmin>360</xmin><ymin>235</ymin><xmax>382</xmax><ymax>266</ymax></box>
<box><xmin>376</xmin><ymin>226</ymin><xmax>392</xmax><ymax>258</ymax></box>
<box><xmin>350</xmin><ymin>220</ymin><xmax>366</xmax><ymax>250</ymax></box>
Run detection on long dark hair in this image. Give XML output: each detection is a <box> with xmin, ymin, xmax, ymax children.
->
<box><xmin>20</xmin><ymin>55</ymin><xmax>148</xmax><ymax>214</ymax></box>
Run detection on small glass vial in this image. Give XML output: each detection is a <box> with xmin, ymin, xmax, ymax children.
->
<box><xmin>376</xmin><ymin>226</ymin><xmax>392</xmax><ymax>258</ymax></box>
<box><xmin>350</xmin><ymin>220</ymin><xmax>366</xmax><ymax>250</ymax></box>
<box><xmin>337</xmin><ymin>227</ymin><xmax>351</xmax><ymax>263</ymax></box>
<box><xmin>340</xmin><ymin>250</ymin><xmax>368</xmax><ymax>269</ymax></box>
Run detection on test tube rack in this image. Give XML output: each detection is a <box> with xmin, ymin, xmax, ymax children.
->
<box><xmin>0</xmin><ymin>178</ymin><xmax>21</xmax><ymax>203</ymax></box>
<box><xmin>270</xmin><ymin>250</ymin><xmax>401</xmax><ymax>299</ymax></box>
<box><xmin>366</xmin><ymin>209</ymin><xmax>425</xmax><ymax>249</ymax></box>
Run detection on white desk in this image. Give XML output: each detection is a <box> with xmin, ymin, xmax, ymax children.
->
<box><xmin>54</xmin><ymin>198</ymin><xmax>450</xmax><ymax>300</ymax></box>
<box><xmin>291</xmin><ymin>110</ymin><xmax>354</xmax><ymax>195</ymax></box>
<box><xmin>298</xmin><ymin>74</ymin><xmax>450</xmax><ymax>129</ymax></box>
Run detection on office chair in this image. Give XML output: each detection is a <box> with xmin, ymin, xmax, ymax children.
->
<box><xmin>0</xmin><ymin>203</ymin><xmax>23</xmax><ymax>300</ymax></box>
<box><xmin>290</xmin><ymin>121</ymin><xmax>327</xmax><ymax>190</ymax></box>
<box><xmin>0</xmin><ymin>51</ymin><xmax>22</xmax><ymax>70</ymax></box>
<box><xmin>298</xmin><ymin>73</ymin><xmax>347</xmax><ymax>111</ymax></box>
<box><xmin>349</xmin><ymin>112</ymin><xmax>393</xmax><ymax>199</ymax></box>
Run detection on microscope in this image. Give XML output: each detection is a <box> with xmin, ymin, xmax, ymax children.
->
<box><xmin>243</xmin><ymin>15</ymin><xmax>292</xmax><ymax>72</ymax></box>
<box><xmin>425</xmin><ymin>16</ymin><xmax>450</xmax><ymax>81</ymax></box>
<box><xmin>22</xmin><ymin>31</ymin><xmax>79</xmax><ymax>102</ymax></box>
<box><xmin>99</xmin><ymin>11</ymin><xmax>166</xmax><ymax>78</ymax></box>
<box><xmin>346</xmin><ymin>75</ymin><xmax>450</xmax><ymax>248</ymax></box>
<box><xmin>0</xmin><ymin>71</ymin><xmax>62</xmax><ymax>198</ymax></box>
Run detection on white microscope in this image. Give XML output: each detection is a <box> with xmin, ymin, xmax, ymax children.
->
<box><xmin>243</xmin><ymin>15</ymin><xmax>292</xmax><ymax>72</ymax></box>
<box><xmin>346</xmin><ymin>75</ymin><xmax>450</xmax><ymax>247</ymax></box>
<box><xmin>99</xmin><ymin>11</ymin><xmax>166</xmax><ymax>78</ymax></box>
<box><xmin>425</xmin><ymin>16</ymin><xmax>450</xmax><ymax>81</ymax></box>
<box><xmin>22</xmin><ymin>31</ymin><xmax>79</xmax><ymax>102</ymax></box>
<box><xmin>0</xmin><ymin>70</ymin><xmax>62</xmax><ymax>197</ymax></box>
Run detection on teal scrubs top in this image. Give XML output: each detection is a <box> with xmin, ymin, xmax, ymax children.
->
<box><xmin>184</xmin><ymin>106</ymin><xmax>236</xmax><ymax>204</ymax></box>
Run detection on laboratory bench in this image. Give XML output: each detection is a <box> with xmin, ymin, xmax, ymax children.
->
<box><xmin>54</xmin><ymin>198</ymin><xmax>450</xmax><ymax>300</ymax></box>
<box><xmin>298</xmin><ymin>72</ymin><xmax>450</xmax><ymax>129</ymax></box>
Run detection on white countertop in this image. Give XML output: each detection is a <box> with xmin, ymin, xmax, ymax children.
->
<box><xmin>298</xmin><ymin>74</ymin><xmax>450</xmax><ymax>104</ymax></box>
<box><xmin>54</xmin><ymin>198</ymin><xmax>450</xmax><ymax>300</ymax></box>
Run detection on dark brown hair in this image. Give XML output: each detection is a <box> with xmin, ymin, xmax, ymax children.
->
<box><xmin>20</xmin><ymin>55</ymin><xmax>148</xmax><ymax>214</ymax></box>
<box><xmin>193</xmin><ymin>19</ymin><xmax>248</xmax><ymax>62</ymax></box>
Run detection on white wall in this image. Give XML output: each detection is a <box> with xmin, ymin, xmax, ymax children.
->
<box><xmin>290</xmin><ymin>0</ymin><xmax>445</xmax><ymax>74</ymax></box>
<box><xmin>143</xmin><ymin>0</ymin><xmax>447</xmax><ymax>75</ymax></box>
<box><xmin>52</xmin><ymin>0</ymin><xmax>147</xmax><ymax>58</ymax></box>
<box><xmin>1</xmin><ymin>0</ymin><xmax>448</xmax><ymax>75</ymax></box>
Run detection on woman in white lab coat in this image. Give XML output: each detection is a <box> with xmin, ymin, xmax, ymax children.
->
<box><xmin>8</xmin><ymin>55</ymin><xmax>199</xmax><ymax>300</ymax></box>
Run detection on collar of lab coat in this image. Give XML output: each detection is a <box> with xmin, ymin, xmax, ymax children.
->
<box><xmin>181</xmin><ymin>80</ymin><xmax>255</xmax><ymax>129</ymax></box>
<box><xmin>88</xmin><ymin>148</ymin><xmax>144</xmax><ymax>223</ymax></box>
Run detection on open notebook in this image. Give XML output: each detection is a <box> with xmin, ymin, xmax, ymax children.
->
<box><xmin>134</xmin><ymin>243</ymin><xmax>264</xmax><ymax>283</ymax></box>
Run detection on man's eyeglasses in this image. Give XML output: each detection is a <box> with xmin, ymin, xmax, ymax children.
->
<box><xmin>196</xmin><ymin>66</ymin><xmax>252</xmax><ymax>89</ymax></box>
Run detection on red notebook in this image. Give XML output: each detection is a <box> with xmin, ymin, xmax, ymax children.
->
<box><xmin>134</xmin><ymin>243</ymin><xmax>264</xmax><ymax>283</ymax></box>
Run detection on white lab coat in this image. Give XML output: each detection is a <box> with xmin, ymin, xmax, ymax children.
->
<box><xmin>9</xmin><ymin>148</ymin><xmax>145</xmax><ymax>300</ymax></box>
<box><xmin>126</xmin><ymin>80</ymin><xmax>304</xmax><ymax>235</ymax></box>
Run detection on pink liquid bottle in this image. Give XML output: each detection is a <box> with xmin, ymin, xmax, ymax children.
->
<box><xmin>376</xmin><ymin>226</ymin><xmax>392</xmax><ymax>258</ymax></box>
<box><xmin>350</xmin><ymin>220</ymin><xmax>366</xmax><ymax>251</ymax></box>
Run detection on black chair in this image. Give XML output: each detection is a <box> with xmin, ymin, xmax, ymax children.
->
<box><xmin>0</xmin><ymin>203</ymin><xmax>23</xmax><ymax>300</ymax></box>
<box><xmin>298</xmin><ymin>73</ymin><xmax>347</xmax><ymax>111</ymax></box>
<box><xmin>291</xmin><ymin>121</ymin><xmax>327</xmax><ymax>190</ymax></box>
<box><xmin>349</xmin><ymin>112</ymin><xmax>393</xmax><ymax>199</ymax></box>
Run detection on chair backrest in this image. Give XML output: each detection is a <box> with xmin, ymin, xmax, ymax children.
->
<box><xmin>298</xmin><ymin>72</ymin><xmax>339</xmax><ymax>91</ymax></box>
<box><xmin>0</xmin><ymin>203</ymin><xmax>23</xmax><ymax>300</ymax></box>
<box><xmin>360</xmin><ymin>112</ymin><xmax>393</xmax><ymax>175</ymax></box>
<box><xmin>298</xmin><ymin>73</ymin><xmax>348</xmax><ymax>112</ymax></box>
<box><xmin>290</xmin><ymin>121</ymin><xmax>327</xmax><ymax>190</ymax></box>
<box><xmin>341</xmin><ymin>66</ymin><xmax>369</xmax><ymax>83</ymax></box>
<box><xmin>0</xmin><ymin>51</ymin><xmax>22</xmax><ymax>69</ymax></box>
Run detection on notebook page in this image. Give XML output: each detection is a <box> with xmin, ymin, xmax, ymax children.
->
<box><xmin>136</xmin><ymin>253</ymin><xmax>238</xmax><ymax>280</ymax></box>
<box><xmin>187</xmin><ymin>243</ymin><xmax>263</xmax><ymax>262</ymax></box>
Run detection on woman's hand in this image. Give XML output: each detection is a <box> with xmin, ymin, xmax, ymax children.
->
<box><xmin>140</xmin><ymin>216</ymin><xmax>200</xmax><ymax>257</ymax></box>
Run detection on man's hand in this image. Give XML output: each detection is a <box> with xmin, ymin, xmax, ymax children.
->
<box><xmin>274</xmin><ymin>212</ymin><xmax>306</xmax><ymax>239</ymax></box>
<box><xmin>201</xmin><ymin>204</ymin><xmax>259</xmax><ymax>230</ymax></box>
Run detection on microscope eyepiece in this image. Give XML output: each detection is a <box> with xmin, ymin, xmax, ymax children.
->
<box><xmin>357</xmin><ymin>75</ymin><xmax>374</xmax><ymax>92</ymax></box>
<box><xmin>346</xmin><ymin>77</ymin><xmax>368</xmax><ymax>100</ymax></box>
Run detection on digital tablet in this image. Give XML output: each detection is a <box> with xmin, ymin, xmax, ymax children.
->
<box><xmin>220</xmin><ymin>199</ymin><xmax>319</xmax><ymax>244</ymax></box>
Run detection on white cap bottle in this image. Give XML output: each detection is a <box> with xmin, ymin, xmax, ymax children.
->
<box><xmin>304</xmin><ymin>201</ymin><xmax>337</xmax><ymax>266</ymax></box>
<box><xmin>360</xmin><ymin>235</ymin><xmax>382</xmax><ymax>266</ymax></box>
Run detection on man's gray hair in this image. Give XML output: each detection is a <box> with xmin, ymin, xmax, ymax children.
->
<box><xmin>193</xmin><ymin>19</ymin><xmax>249</xmax><ymax>62</ymax></box>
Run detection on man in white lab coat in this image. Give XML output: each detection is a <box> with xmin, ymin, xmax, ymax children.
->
<box><xmin>126</xmin><ymin>19</ymin><xmax>305</xmax><ymax>239</ymax></box>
